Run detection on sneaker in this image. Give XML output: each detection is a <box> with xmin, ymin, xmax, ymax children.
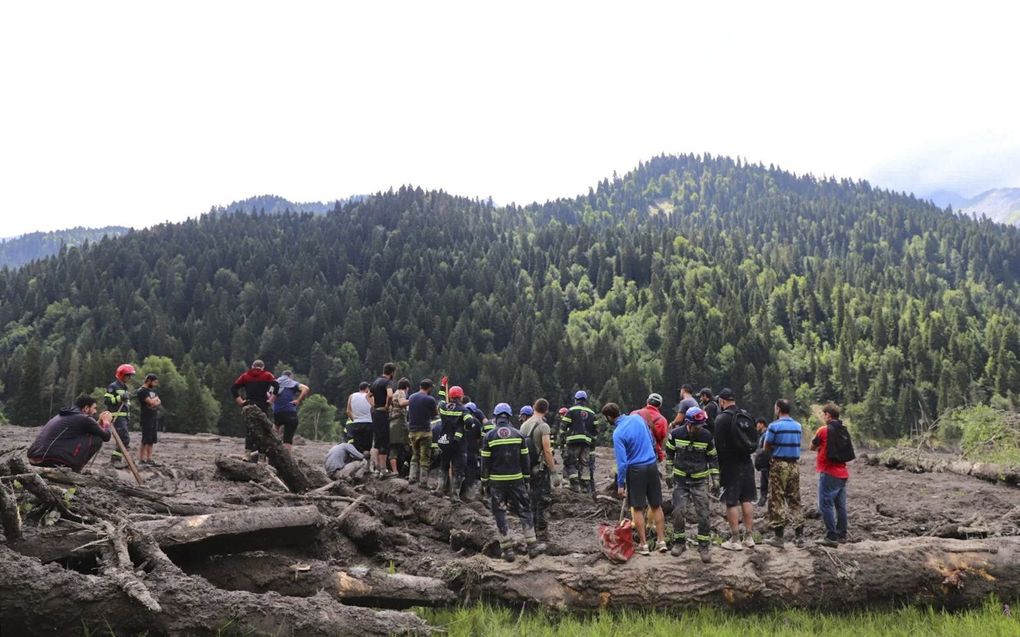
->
<box><xmin>698</xmin><ymin>546</ymin><xmax>712</xmax><ymax>563</ymax></box>
<box><xmin>655</xmin><ymin>540</ymin><xmax>668</xmax><ymax>553</ymax></box>
<box><xmin>670</xmin><ymin>542</ymin><xmax>686</xmax><ymax>557</ymax></box>
<box><xmin>721</xmin><ymin>539</ymin><xmax>744</xmax><ymax>551</ymax></box>
<box><xmin>816</xmin><ymin>537</ymin><xmax>839</xmax><ymax>548</ymax></box>
<box><xmin>837</xmin><ymin>534</ymin><xmax>849</xmax><ymax>544</ymax></box>
<box><xmin>743</xmin><ymin>535</ymin><xmax>756</xmax><ymax>549</ymax></box>
<box><xmin>638</xmin><ymin>545</ymin><xmax>651</xmax><ymax>556</ymax></box>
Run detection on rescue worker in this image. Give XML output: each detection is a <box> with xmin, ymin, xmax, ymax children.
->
<box><xmin>434</xmin><ymin>385</ymin><xmax>475</xmax><ymax>502</ymax></box>
<box><xmin>561</xmin><ymin>391</ymin><xmax>596</xmax><ymax>493</ymax></box>
<box><xmin>481</xmin><ymin>402</ymin><xmax>543</xmax><ymax>561</ymax></box>
<box><xmin>461</xmin><ymin>400</ymin><xmax>486</xmax><ymax>500</ymax></box>
<box><xmin>230</xmin><ymin>359</ymin><xmax>280</xmax><ymax>462</ymax></box>
<box><xmin>664</xmin><ymin>406</ymin><xmax>718</xmax><ymax>563</ymax></box>
<box><xmin>428</xmin><ymin>415</ymin><xmax>443</xmax><ymax>489</ymax></box>
<box><xmin>518</xmin><ymin>405</ymin><xmax>534</xmax><ymax>426</ymax></box>
<box><xmin>104</xmin><ymin>363</ymin><xmax>135</xmax><ymax>467</ymax></box>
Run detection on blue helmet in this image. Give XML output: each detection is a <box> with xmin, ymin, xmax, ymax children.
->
<box><xmin>519</xmin><ymin>405</ymin><xmax>534</xmax><ymax>417</ymax></box>
<box><xmin>464</xmin><ymin>402</ymin><xmax>477</xmax><ymax>412</ymax></box>
<box><xmin>685</xmin><ymin>407</ymin><xmax>707</xmax><ymax>424</ymax></box>
<box><xmin>493</xmin><ymin>402</ymin><xmax>513</xmax><ymax>417</ymax></box>
<box><xmin>574</xmin><ymin>390</ymin><xmax>588</xmax><ymax>402</ymax></box>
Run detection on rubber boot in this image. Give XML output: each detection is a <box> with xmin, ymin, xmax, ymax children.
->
<box><xmin>449</xmin><ymin>474</ymin><xmax>464</xmax><ymax>504</ymax></box>
<box><xmin>569</xmin><ymin>478</ymin><xmax>579</xmax><ymax>492</ymax></box>
<box><xmin>434</xmin><ymin>471</ymin><xmax>450</xmax><ymax>498</ymax></box>
<box><xmin>408</xmin><ymin>463</ymin><xmax>420</xmax><ymax>485</ymax></box>
<box><xmin>766</xmin><ymin>527</ymin><xmax>785</xmax><ymax>549</ymax></box>
<box><xmin>426</xmin><ymin>468</ymin><xmax>439</xmax><ymax>490</ymax></box>
<box><xmin>794</xmin><ymin>526</ymin><xmax>804</xmax><ymax>547</ymax></box>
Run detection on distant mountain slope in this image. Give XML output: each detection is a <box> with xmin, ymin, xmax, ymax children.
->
<box><xmin>927</xmin><ymin>188</ymin><xmax>1020</xmax><ymax>226</ymax></box>
<box><xmin>210</xmin><ymin>194</ymin><xmax>363</xmax><ymax>217</ymax></box>
<box><xmin>0</xmin><ymin>226</ymin><xmax>129</xmax><ymax>269</ymax></box>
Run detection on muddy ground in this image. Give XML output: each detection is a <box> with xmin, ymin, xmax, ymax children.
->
<box><xmin>1</xmin><ymin>422</ymin><xmax>1018</xmax><ymax>634</ymax></box>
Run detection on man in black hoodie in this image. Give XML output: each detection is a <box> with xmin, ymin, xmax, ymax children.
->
<box><xmin>28</xmin><ymin>395</ymin><xmax>112</xmax><ymax>472</ymax></box>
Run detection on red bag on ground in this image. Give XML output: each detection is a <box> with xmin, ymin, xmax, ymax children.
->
<box><xmin>598</xmin><ymin>497</ymin><xmax>634</xmax><ymax>562</ymax></box>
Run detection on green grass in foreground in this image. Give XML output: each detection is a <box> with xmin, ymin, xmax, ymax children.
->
<box><xmin>423</xmin><ymin>598</ymin><xmax>1019</xmax><ymax>637</ymax></box>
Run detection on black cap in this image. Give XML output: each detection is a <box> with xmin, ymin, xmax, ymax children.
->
<box><xmin>698</xmin><ymin>387</ymin><xmax>713</xmax><ymax>398</ymax></box>
<box><xmin>717</xmin><ymin>387</ymin><xmax>736</xmax><ymax>401</ymax></box>
<box><xmin>145</xmin><ymin>373</ymin><xmax>159</xmax><ymax>381</ymax></box>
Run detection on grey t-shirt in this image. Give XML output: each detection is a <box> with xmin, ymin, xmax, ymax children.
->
<box><xmin>325</xmin><ymin>443</ymin><xmax>364</xmax><ymax>476</ymax></box>
<box><xmin>521</xmin><ymin>415</ymin><xmax>551</xmax><ymax>471</ymax></box>
<box><xmin>676</xmin><ymin>397</ymin><xmax>699</xmax><ymax>419</ymax></box>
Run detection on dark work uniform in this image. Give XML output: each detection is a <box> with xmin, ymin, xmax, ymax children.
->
<box><xmin>665</xmin><ymin>424</ymin><xmax>719</xmax><ymax>547</ymax></box>
<box><xmin>429</xmin><ymin>417</ymin><xmax>443</xmax><ymax>472</ymax></box>
<box><xmin>28</xmin><ymin>408</ymin><xmax>111</xmax><ymax>472</ymax></box>
<box><xmin>481</xmin><ymin>419</ymin><xmax>537</xmax><ymax>550</ymax></box>
<box><xmin>561</xmin><ymin>403</ymin><xmax>596</xmax><ymax>490</ymax></box>
<box><xmin>136</xmin><ymin>386</ymin><xmax>159</xmax><ymax>445</ymax></box>
<box><xmin>369</xmin><ymin>376</ymin><xmax>392</xmax><ymax>455</ymax></box>
<box><xmin>435</xmin><ymin>402</ymin><xmax>474</xmax><ymax>499</ymax></box>
<box><xmin>230</xmin><ymin>368</ymin><xmax>280</xmax><ymax>452</ymax></box>
<box><xmin>461</xmin><ymin>407</ymin><xmax>485</xmax><ymax>497</ymax></box>
<box><xmin>104</xmin><ymin>379</ymin><xmax>131</xmax><ymax>453</ymax></box>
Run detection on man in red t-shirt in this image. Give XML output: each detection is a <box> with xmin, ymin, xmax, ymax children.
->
<box><xmin>810</xmin><ymin>402</ymin><xmax>849</xmax><ymax>547</ymax></box>
<box><xmin>632</xmin><ymin>393</ymin><xmax>668</xmax><ymax>463</ymax></box>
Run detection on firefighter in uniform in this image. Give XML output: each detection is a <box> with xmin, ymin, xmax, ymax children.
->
<box><xmin>461</xmin><ymin>401</ymin><xmax>487</xmax><ymax>501</ymax></box>
<box><xmin>561</xmin><ymin>390</ymin><xmax>596</xmax><ymax>492</ymax></box>
<box><xmin>434</xmin><ymin>386</ymin><xmax>475</xmax><ymax>502</ymax></box>
<box><xmin>104</xmin><ymin>364</ymin><xmax>136</xmax><ymax>466</ymax></box>
<box><xmin>481</xmin><ymin>403</ymin><xmax>544</xmax><ymax>562</ymax></box>
<box><xmin>664</xmin><ymin>406</ymin><xmax>718</xmax><ymax>563</ymax></box>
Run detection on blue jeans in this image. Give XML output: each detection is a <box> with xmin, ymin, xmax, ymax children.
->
<box><xmin>818</xmin><ymin>472</ymin><xmax>848</xmax><ymax>540</ymax></box>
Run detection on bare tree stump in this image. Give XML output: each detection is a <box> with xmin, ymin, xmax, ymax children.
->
<box><xmin>243</xmin><ymin>405</ymin><xmax>312</xmax><ymax>493</ymax></box>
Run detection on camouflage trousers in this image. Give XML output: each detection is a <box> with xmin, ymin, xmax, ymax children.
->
<box><xmin>409</xmin><ymin>431</ymin><xmax>432</xmax><ymax>469</ymax></box>
<box><xmin>767</xmin><ymin>459</ymin><xmax>803</xmax><ymax>531</ymax></box>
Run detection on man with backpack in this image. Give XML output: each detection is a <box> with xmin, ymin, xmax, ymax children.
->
<box><xmin>811</xmin><ymin>403</ymin><xmax>854</xmax><ymax>547</ymax></box>
<box><xmin>521</xmin><ymin>399</ymin><xmax>556</xmax><ymax>541</ymax></box>
<box><xmin>712</xmin><ymin>388</ymin><xmax>758</xmax><ymax>551</ymax></box>
<box><xmin>632</xmin><ymin>393</ymin><xmax>668</xmax><ymax>465</ymax></box>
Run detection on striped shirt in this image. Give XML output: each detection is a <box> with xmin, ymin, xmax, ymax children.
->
<box><xmin>764</xmin><ymin>416</ymin><xmax>802</xmax><ymax>459</ymax></box>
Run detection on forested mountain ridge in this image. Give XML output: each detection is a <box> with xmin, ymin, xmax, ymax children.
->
<box><xmin>0</xmin><ymin>226</ymin><xmax>129</xmax><ymax>269</ymax></box>
<box><xmin>1</xmin><ymin>154</ymin><xmax>1018</xmax><ymax>441</ymax></box>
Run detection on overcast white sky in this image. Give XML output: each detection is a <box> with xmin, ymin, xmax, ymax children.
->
<box><xmin>1</xmin><ymin>1</ymin><xmax>1018</xmax><ymax>237</ymax></box>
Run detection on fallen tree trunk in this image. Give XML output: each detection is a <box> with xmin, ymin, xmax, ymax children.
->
<box><xmin>243</xmin><ymin>404</ymin><xmax>312</xmax><ymax>493</ymax></box>
<box><xmin>0</xmin><ymin>545</ymin><xmax>428</xmax><ymax>636</ymax></box>
<box><xmin>185</xmin><ymin>551</ymin><xmax>456</xmax><ymax>609</ymax></box>
<box><xmin>447</xmin><ymin>536</ymin><xmax>1020</xmax><ymax>611</ymax></box>
<box><xmin>33</xmin><ymin>466</ymin><xmax>220</xmax><ymax>516</ymax></box>
<box><xmin>13</xmin><ymin>505</ymin><xmax>322</xmax><ymax>563</ymax></box>
<box><xmin>873</xmin><ymin>448</ymin><xmax>1020</xmax><ymax>487</ymax></box>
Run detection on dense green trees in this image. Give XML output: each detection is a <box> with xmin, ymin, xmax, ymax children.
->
<box><xmin>0</xmin><ymin>154</ymin><xmax>1017</xmax><ymax>438</ymax></box>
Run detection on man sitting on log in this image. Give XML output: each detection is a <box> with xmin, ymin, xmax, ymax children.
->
<box><xmin>28</xmin><ymin>394</ymin><xmax>113</xmax><ymax>472</ymax></box>
<box><xmin>481</xmin><ymin>403</ymin><xmax>544</xmax><ymax>561</ymax></box>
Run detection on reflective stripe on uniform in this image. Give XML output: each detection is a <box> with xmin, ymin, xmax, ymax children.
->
<box><xmin>488</xmin><ymin>473</ymin><xmax>524</xmax><ymax>481</ymax></box>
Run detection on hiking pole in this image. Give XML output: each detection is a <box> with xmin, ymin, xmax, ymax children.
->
<box><xmin>109</xmin><ymin>426</ymin><xmax>145</xmax><ymax>486</ymax></box>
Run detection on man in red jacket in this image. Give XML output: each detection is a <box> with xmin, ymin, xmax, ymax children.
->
<box><xmin>230</xmin><ymin>359</ymin><xmax>280</xmax><ymax>462</ymax></box>
<box><xmin>632</xmin><ymin>393</ymin><xmax>668</xmax><ymax>463</ymax></box>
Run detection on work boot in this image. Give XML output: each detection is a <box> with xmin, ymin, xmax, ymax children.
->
<box><xmin>698</xmin><ymin>545</ymin><xmax>712</xmax><ymax>563</ymax></box>
<box><xmin>527</xmin><ymin>541</ymin><xmax>546</xmax><ymax>558</ymax></box>
<box><xmin>426</xmin><ymin>468</ymin><xmax>439</xmax><ymax>490</ymax></box>
<box><xmin>501</xmin><ymin>547</ymin><xmax>516</xmax><ymax>562</ymax></box>
<box><xmin>756</xmin><ymin>494</ymin><xmax>767</xmax><ymax>507</ymax></box>
<box><xmin>817</xmin><ymin>536</ymin><xmax>839</xmax><ymax>548</ymax></box>
<box><xmin>670</xmin><ymin>540</ymin><xmax>687</xmax><ymax>556</ymax></box>
<box><xmin>569</xmin><ymin>478</ymin><xmax>579</xmax><ymax>493</ymax></box>
<box><xmin>449</xmin><ymin>475</ymin><xmax>464</xmax><ymax>504</ymax></box>
<box><xmin>408</xmin><ymin>463</ymin><xmax>420</xmax><ymax>485</ymax></box>
<box><xmin>434</xmin><ymin>472</ymin><xmax>450</xmax><ymax>498</ymax></box>
<box><xmin>794</xmin><ymin>527</ymin><xmax>804</xmax><ymax>547</ymax></box>
<box><xmin>766</xmin><ymin>527</ymin><xmax>785</xmax><ymax>549</ymax></box>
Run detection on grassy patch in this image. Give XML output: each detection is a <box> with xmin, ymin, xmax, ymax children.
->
<box><xmin>422</xmin><ymin>598</ymin><xmax>1019</xmax><ymax>637</ymax></box>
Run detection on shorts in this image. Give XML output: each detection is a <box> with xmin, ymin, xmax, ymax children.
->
<box><xmin>349</xmin><ymin>422</ymin><xmax>373</xmax><ymax>453</ymax></box>
<box><xmin>141</xmin><ymin>420</ymin><xmax>158</xmax><ymax>445</ymax></box>
<box><xmin>719</xmin><ymin>458</ymin><xmax>756</xmax><ymax>506</ymax></box>
<box><xmin>625</xmin><ymin>462</ymin><xmax>662</xmax><ymax>509</ymax></box>
<box><xmin>372</xmin><ymin>410</ymin><xmax>390</xmax><ymax>454</ymax></box>
<box><xmin>274</xmin><ymin>411</ymin><xmax>299</xmax><ymax>444</ymax></box>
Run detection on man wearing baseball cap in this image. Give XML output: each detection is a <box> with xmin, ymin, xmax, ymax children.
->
<box><xmin>632</xmin><ymin>393</ymin><xmax>668</xmax><ymax>464</ymax></box>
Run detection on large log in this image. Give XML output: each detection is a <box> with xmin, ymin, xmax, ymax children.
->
<box><xmin>0</xmin><ymin>545</ymin><xmax>427</xmax><ymax>636</ymax></box>
<box><xmin>874</xmin><ymin>447</ymin><xmax>1020</xmax><ymax>487</ymax></box>
<box><xmin>13</xmin><ymin>505</ymin><xmax>322</xmax><ymax>563</ymax></box>
<box><xmin>34</xmin><ymin>466</ymin><xmax>221</xmax><ymax>516</ymax></box>
<box><xmin>243</xmin><ymin>404</ymin><xmax>312</xmax><ymax>493</ymax></box>
<box><xmin>447</xmin><ymin>536</ymin><xmax>1020</xmax><ymax>611</ymax></box>
<box><xmin>185</xmin><ymin>551</ymin><xmax>456</xmax><ymax>609</ymax></box>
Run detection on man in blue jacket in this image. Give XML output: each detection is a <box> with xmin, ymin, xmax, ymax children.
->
<box><xmin>603</xmin><ymin>402</ymin><xmax>667</xmax><ymax>556</ymax></box>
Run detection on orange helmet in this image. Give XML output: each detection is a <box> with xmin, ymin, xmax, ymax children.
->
<box><xmin>116</xmin><ymin>364</ymin><xmax>136</xmax><ymax>381</ymax></box>
<box><xmin>447</xmin><ymin>385</ymin><xmax>464</xmax><ymax>400</ymax></box>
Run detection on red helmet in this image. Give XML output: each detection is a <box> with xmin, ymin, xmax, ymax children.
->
<box><xmin>447</xmin><ymin>385</ymin><xmax>464</xmax><ymax>400</ymax></box>
<box><xmin>558</xmin><ymin>407</ymin><xmax>568</xmax><ymax>416</ymax></box>
<box><xmin>116</xmin><ymin>364</ymin><xmax>136</xmax><ymax>380</ymax></box>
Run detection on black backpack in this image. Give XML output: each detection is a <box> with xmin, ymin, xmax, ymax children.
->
<box><xmin>729</xmin><ymin>409</ymin><xmax>758</xmax><ymax>455</ymax></box>
<box><xmin>826</xmin><ymin>422</ymin><xmax>856</xmax><ymax>463</ymax></box>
